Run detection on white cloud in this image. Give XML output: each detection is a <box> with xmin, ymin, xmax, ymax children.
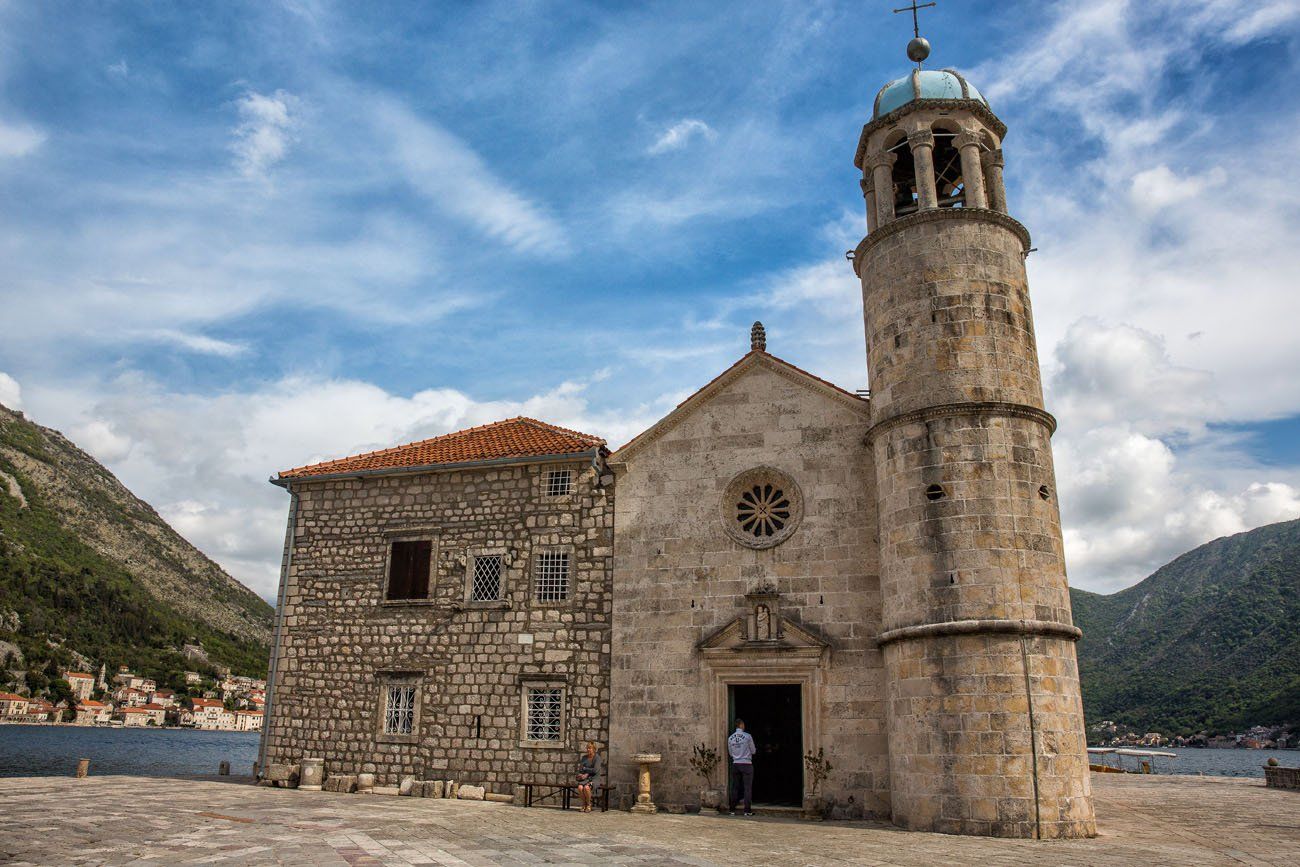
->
<box><xmin>230</xmin><ymin>90</ymin><xmax>298</xmax><ymax>177</ymax></box>
<box><xmin>1048</xmin><ymin>321</ymin><xmax>1300</xmax><ymax>591</ymax></box>
<box><xmin>0</xmin><ymin>372</ymin><xmax>22</xmax><ymax>409</ymax></box>
<box><xmin>373</xmin><ymin>97</ymin><xmax>569</xmax><ymax>256</ymax></box>
<box><xmin>0</xmin><ymin>121</ymin><xmax>45</xmax><ymax>157</ymax></box>
<box><xmin>647</xmin><ymin>118</ymin><xmax>717</xmax><ymax>155</ymax></box>
<box><xmin>107</xmin><ymin>59</ymin><xmax>129</xmax><ymax>78</ymax></box>
<box><xmin>138</xmin><ymin>329</ymin><xmax>250</xmax><ymax>358</ymax></box>
<box><xmin>22</xmin><ymin>371</ymin><xmax>657</xmax><ymax>601</ymax></box>
<box><xmin>1128</xmin><ymin>164</ymin><xmax>1227</xmax><ymax>212</ymax></box>
<box><xmin>71</xmin><ymin>419</ymin><xmax>133</xmax><ymax>463</ymax></box>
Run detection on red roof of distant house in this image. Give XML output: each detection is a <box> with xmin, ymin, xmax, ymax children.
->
<box><xmin>191</xmin><ymin>698</ymin><xmax>224</xmax><ymax>708</ymax></box>
<box><xmin>237</xmin><ymin>709</ymin><xmax>263</xmax><ymax>716</ymax></box>
<box><xmin>278</xmin><ymin>417</ymin><xmax>606</xmax><ymax>480</ymax></box>
<box><xmin>78</xmin><ymin>700</ymin><xmax>107</xmax><ymax>708</ymax></box>
<box><xmin>153</xmin><ymin>689</ymin><xmax>174</xmax><ymax>696</ymax></box>
<box><xmin>0</xmin><ymin>692</ymin><xmax>26</xmax><ymax>702</ymax></box>
<box><xmin>65</xmin><ymin>672</ymin><xmax>93</xmax><ymax>679</ymax></box>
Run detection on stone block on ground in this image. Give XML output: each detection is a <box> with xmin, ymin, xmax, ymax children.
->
<box><xmin>324</xmin><ymin>775</ymin><xmax>357</xmax><ymax>794</ymax></box>
<box><xmin>356</xmin><ymin>773</ymin><xmax>375</xmax><ymax>793</ymax></box>
<box><xmin>485</xmin><ymin>792</ymin><xmax>513</xmax><ymax>803</ymax></box>
<box><xmin>264</xmin><ymin>764</ymin><xmax>299</xmax><ymax>788</ymax></box>
<box><xmin>446</xmin><ymin>781</ymin><xmax>458</xmax><ymax>799</ymax></box>
<box><xmin>429</xmin><ymin>780</ymin><xmax>445</xmax><ymax>798</ymax></box>
<box><xmin>399</xmin><ymin>776</ymin><xmax>415</xmax><ymax>796</ymax></box>
<box><xmin>456</xmin><ymin>785</ymin><xmax>485</xmax><ymax>800</ymax></box>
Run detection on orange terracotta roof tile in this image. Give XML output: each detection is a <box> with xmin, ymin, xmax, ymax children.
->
<box><xmin>0</xmin><ymin>692</ymin><xmax>26</xmax><ymax>702</ymax></box>
<box><xmin>279</xmin><ymin>416</ymin><xmax>606</xmax><ymax>480</ymax></box>
<box><xmin>65</xmin><ymin>672</ymin><xmax>93</xmax><ymax>679</ymax></box>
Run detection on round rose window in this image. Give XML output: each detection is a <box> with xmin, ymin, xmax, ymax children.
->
<box><xmin>736</xmin><ymin>483</ymin><xmax>791</xmax><ymax>538</ymax></box>
<box><xmin>721</xmin><ymin>467</ymin><xmax>803</xmax><ymax>549</ymax></box>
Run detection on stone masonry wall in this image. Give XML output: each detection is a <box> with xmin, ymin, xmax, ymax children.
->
<box><xmin>608</xmin><ymin>360</ymin><xmax>889</xmax><ymax>816</ymax></box>
<box><xmin>861</xmin><ymin>209</ymin><xmax>1095</xmax><ymax>838</ymax></box>
<box><xmin>262</xmin><ymin>459</ymin><xmax>613</xmax><ymax>794</ymax></box>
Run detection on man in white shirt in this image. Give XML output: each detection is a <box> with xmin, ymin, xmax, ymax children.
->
<box><xmin>727</xmin><ymin>718</ymin><xmax>756</xmax><ymax>816</ymax></box>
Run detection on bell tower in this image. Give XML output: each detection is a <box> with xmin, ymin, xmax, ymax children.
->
<box><xmin>853</xmin><ymin>20</ymin><xmax>1096</xmax><ymax>840</ymax></box>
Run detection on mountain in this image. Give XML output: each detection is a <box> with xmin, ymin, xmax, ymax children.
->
<box><xmin>1072</xmin><ymin>518</ymin><xmax>1300</xmax><ymax>735</ymax></box>
<box><xmin>0</xmin><ymin>403</ymin><xmax>273</xmax><ymax>691</ymax></box>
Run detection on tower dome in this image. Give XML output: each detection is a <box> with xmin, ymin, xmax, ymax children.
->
<box><xmin>872</xmin><ymin>68</ymin><xmax>987</xmax><ymax>119</ymax></box>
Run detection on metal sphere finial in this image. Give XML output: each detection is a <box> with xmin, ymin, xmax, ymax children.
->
<box><xmin>906</xmin><ymin>36</ymin><xmax>931</xmax><ymax>64</ymax></box>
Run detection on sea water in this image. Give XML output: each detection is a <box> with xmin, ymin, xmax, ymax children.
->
<box><xmin>2</xmin><ymin>723</ymin><xmax>1295</xmax><ymax>780</ymax></box>
<box><xmin>0</xmin><ymin>724</ymin><xmax>259</xmax><ymax>778</ymax></box>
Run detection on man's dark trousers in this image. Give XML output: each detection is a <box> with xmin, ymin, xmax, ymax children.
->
<box><xmin>730</xmin><ymin>761</ymin><xmax>753</xmax><ymax>812</ymax></box>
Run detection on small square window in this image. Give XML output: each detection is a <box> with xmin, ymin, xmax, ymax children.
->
<box><xmin>384</xmin><ymin>684</ymin><xmax>416</xmax><ymax>735</ymax></box>
<box><xmin>387</xmin><ymin>540</ymin><xmax>432</xmax><ymax>600</ymax></box>
<box><xmin>525</xmin><ymin>687</ymin><xmax>562</xmax><ymax>741</ymax></box>
<box><xmin>534</xmin><ymin>550</ymin><xmax>570</xmax><ymax>601</ymax></box>
<box><xmin>471</xmin><ymin>555</ymin><xmax>503</xmax><ymax>602</ymax></box>
<box><xmin>544</xmin><ymin>469</ymin><xmax>572</xmax><ymax>497</ymax></box>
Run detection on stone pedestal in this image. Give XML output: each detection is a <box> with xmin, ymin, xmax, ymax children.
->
<box><xmin>630</xmin><ymin>753</ymin><xmax>661</xmax><ymax>814</ymax></box>
<box><xmin>299</xmin><ymin>758</ymin><xmax>324</xmax><ymax>791</ymax></box>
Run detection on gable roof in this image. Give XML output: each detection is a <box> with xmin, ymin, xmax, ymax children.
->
<box><xmin>611</xmin><ymin>350</ymin><xmax>869</xmax><ymax>464</ymax></box>
<box><xmin>277</xmin><ymin>417</ymin><xmax>606</xmax><ymax>482</ymax></box>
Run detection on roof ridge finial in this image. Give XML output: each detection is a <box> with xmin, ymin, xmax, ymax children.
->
<box><xmin>750</xmin><ymin>321</ymin><xmax>766</xmax><ymax>352</ymax></box>
<box><xmin>894</xmin><ymin>1</ymin><xmax>935</xmax><ymax>67</ymax></box>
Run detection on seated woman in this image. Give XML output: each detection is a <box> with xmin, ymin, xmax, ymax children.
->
<box><xmin>575</xmin><ymin>741</ymin><xmax>602</xmax><ymax>813</ymax></box>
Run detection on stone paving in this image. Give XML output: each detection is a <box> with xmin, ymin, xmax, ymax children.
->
<box><xmin>0</xmin><ymin>773</ymin><xmax>1296</xmax><ymax>866</ymax></box>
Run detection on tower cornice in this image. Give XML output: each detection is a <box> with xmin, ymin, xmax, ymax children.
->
<box><xmin>851</xmin><ymin>207</ymin><xmax>1031</xmax><ymax>277</ymax></box>
<box><xmin>854</xmin><ymin>98</ymin><xmax>1007</xmax><ymax>169</ymax></box>
<box><xmin>863</xmin><ymin>400</ymin><xmax>1058</xmax><ymax>442</ymax></box>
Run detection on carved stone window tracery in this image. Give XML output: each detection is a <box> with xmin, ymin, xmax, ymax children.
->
<box><xmin>721</xmin><ymin>467</ymin><xmax>803</xmax><ymax>550</ymax></box>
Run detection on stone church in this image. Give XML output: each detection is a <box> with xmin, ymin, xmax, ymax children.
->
<box><xmin>260</xmin><ymin>53</ymin><xmax>1096</xmax><ymax>839</ymax></box>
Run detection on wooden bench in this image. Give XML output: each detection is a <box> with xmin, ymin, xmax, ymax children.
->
<box><xmin>519</xmin><ymin>780</ymin><xmax>610</xmax><ymax>812</ymax></box>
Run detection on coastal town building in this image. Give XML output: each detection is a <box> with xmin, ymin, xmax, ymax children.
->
<box><xmin>260</xmin><ymin>34</ymin><xmax>1095</xmax><ymax>839</ymax></box>
<box><xmin>63</xmin><ymin>672</ymin><xmax>95</xmax><ymax>701</ymax></box>
<box><xmin>112</xmin><ymin>669</ymin><xmax>156</xmax><ymax>694</ymax></box>
<box><xmin>190</xmin><ymin>697</ymin><xmax>234</xmax><ymax>730</ymax></box>
<box><xmin>149</xmin><ymin>688</ymin><xmax>177</xmax><ymax>708</ymax></box>
<box><xmin>234</xmin><ymin>709</ymin><xmax>264</xmax><ymax>732</ymax></box>
<box><xmin>74</xmin><ymin>700</ymin><xmax>112</xmax><ymax>725</ymax></box>
<box><xmin>114</xmin><ymin>686</ymin><xmax>150</xmax><ymax>708</ymax></box>
<box><xmin>23</xmin><ymin>699</ymin><xmax>56</xmax><ymax>722</ymax></box>
<box><xmin>0</xmin><ymin>691</ymin><xmax>28</xmax><ymax>717</ymax></box>
<box><xmin>119</xmin><ymin>703</ymin><xmax>166</xmax><ymax>727</ymax></box>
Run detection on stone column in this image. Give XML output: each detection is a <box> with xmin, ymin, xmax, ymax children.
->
<box><xmin>955</xmin><ymin>132</ymin><xmax>988</xmax><ymax>209</ymax></box>
<box><xmin>629</xmin><ymin>753</ymin><xmax>661</xmax><ymax>813</ymax></box>
<box><xmin>299</xmin><ymin>757</ymin><xmax>324</xmax><ymax>791</ymax></box>
<box><xmin>982</xmin><ymin>148</ymin><xmax>1007</xmax><ymax>213</ymax></box>
<box><xmin>861</xmin><ymin>175</ymin><xmax>878</xmax><ymax>233</ymax></box>
<box><xmin>907</xmin><ymin>130</ymin><xmax>938</xmax><ymax>211</ymax></box>
<box><xmin>866</xmin><ymin>151</ymin><xmax>896</xmax><ymax>227</ymax></box>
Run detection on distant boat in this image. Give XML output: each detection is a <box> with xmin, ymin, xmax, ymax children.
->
<box><xmin>1088</xmin><ymin>747</ymin><xmax>1178</xmax><ymax>774</ymax></box>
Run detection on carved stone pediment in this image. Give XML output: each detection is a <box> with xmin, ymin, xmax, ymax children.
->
<box><xmin>696</xmin><ymin>612</ymin><xmax>831</xmax><ymax>663</ymax></box>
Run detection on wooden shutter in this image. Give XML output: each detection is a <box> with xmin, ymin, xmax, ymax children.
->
<box><xmin>387</xmin><ymin>540</ymin><xmax>432</xmax><ymax>600</ymax></box>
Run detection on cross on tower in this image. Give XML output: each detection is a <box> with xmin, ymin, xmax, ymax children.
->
<box><xmin>893</xmin><ymin>0</ymin><xmax>936</xmax><ymax>38</ymax></box>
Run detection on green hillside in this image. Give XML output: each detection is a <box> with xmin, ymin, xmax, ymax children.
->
<box><xmin>1072</xmin><ymin>518</ymin><xmax>1300</xmax><ymax>735</ymax></box>
<box><xmin>0</xmin><ymin>404</ymin><xmax>273</xmax><ymax>696</ymax></box>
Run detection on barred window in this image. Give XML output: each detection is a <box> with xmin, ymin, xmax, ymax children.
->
<box><xmin>534</xmin><ymin>551</ymin><xmax>570</xmax><ymax>601</ymax></box>
<box><xmin>471</xmin><ymin>555</ymin><xmax>503</xmax><ymax>602</ymax></box>
<box><xmin>384</xmin><ymin>685</ymin><xmax>416</xmax><ymax>735</ymax></box>
<box><xmin>544</xmin><ymin>469</ymin><xmax>572</xmax><ymax>497</ymax></box>
<box><xmin>525</xmin><ymin>687</ymin><xmax>562</xmax><ymax>741</ymax></box>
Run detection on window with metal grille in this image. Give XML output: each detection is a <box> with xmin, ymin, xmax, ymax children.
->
<box><xmin>471</xmin><ymin>555</ymin><xmax>503</xmax><ymax>602</ymax></box>
<box><xmin>383</xmin><ymin>685</ymin><xmax>416</xmax><ymax>735</ymax></box>
<box><xmin>534</xmin><ymin>551</ymin><xmax>570</xmax><ymax>601</ymax></box>
<box><xmin>386</xmin><ymin>540</ymin><xmax>432</xmax><ymax>600</ymax></box>
<box><xmin>525</xmin><ymin>687</ymin><xmax>562</xmax><ymax>741</ymax></box>
<box><xmin>544</xmin><ymin>469</ymin><xmax>572</xmax><ymax>497</ymax></box>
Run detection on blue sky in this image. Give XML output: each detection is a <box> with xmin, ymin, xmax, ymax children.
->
<box><xmin>2</xmin><ymin>0</ymin><xmax>1299</xmax><ymax>601</ymax></box>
